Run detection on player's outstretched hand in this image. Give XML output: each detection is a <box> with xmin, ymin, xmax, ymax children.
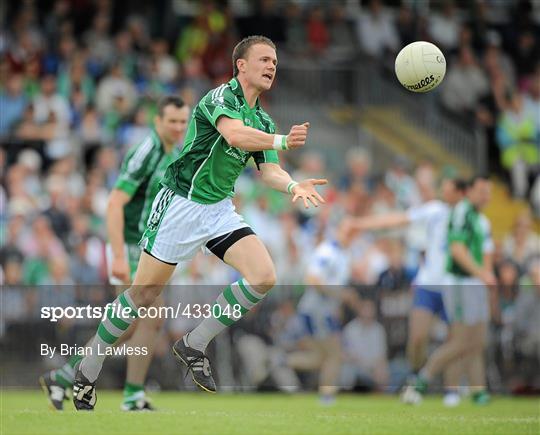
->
<box><xmin>287</xmin><ymin>122</ymin><xmax>310</xmax><ymax>149</ymax></box>
<box><xmin>292</xmin><ymin>178</ymin><xmax>327</xmax><ymax>209</ymax></box>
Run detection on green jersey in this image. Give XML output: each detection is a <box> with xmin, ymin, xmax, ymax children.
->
<box><xmin>161</xmin><ymin>77</ymin><xmax>279</xmax><ymax>204</ymax></box>
<box><xmin>114</xmin><ymin>130</ymin><xmax>181</xmax><ymax>244</ymax></box>
<box><xmin>447</xmin><ymin>199</ymin><xmax>493</xmax><ymax>277</ymax></box>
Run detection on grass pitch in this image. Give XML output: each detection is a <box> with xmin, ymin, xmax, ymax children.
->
<box><xmin>1</xmin><ymin>390</ymin><xmax>538</xmax><ymax>435</ymax></box>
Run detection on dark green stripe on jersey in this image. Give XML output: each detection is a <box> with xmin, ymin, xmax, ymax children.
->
<box><xmin>114</xmin><ymin>130</ymin><xmax>181</xmax><ymax>244</ymax></box>
<box><xmin>161</xmin><ymin>77</ymin><xmax>279</xmax><ymax>204</ymax></box>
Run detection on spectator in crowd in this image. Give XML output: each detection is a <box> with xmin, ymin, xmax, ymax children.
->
<box><xmin>492</xmin><ymin>259</ymin><xmax>521</xmax><ymax>382</ymax></box>
<box><xmin>511</xmin><ymin>31</ymin><xmax>540</xmax><ymax>83</ymax></box>
<box><xmin>306</xmin><ymin>6</ymin><xmax>329</xmax><ymax>56</ymax></box>
<box><xmin>327</xmin><ymin>4</ymin><xmax>356</xmax><ymax>62</ymax></box>
<box><xmin>69</xmin><ymin>234</ymin><xmax>102</xmax><ymax>285</ymax></box>
<box><xmin>513</xmin><ymin>260</ymin><xmax>540</xmax><ymax>385</ymax></box>
<box><xmin>0</xmin><ymin>251</ymin><xmax>37</xmax><ymax>338</ymax></box>
<box><xmin>376</xmin><ymin>239</ymin><xmax>411</xmax><ymax>294</ymax></box>
<box><xmin>15</xmin><ymin>149</ymin><xmax>42</xmax><ymax>199</ymax></box>
<box><xmin>175</xmin><ymin>13</ymin><xmax>211</xmax><ymax>66</ymax></box>
<box><xmin>502</xmin><ymin>211</ymin><xmax>540</xmax><ymax>271</ymax></box>
<box><xmin>125</xmin><ymin>15</ymin><xmax>151</xmax><ymax>54</ymax></box>
<box><xmin>0</xmin><ymin>74</ymin><xmax>27</xmax><ymax>137</ymax></box>
<box><xmin>117</xmin><ymin>106</ymin><xmax>152</xmax><ymax>153</ymax></box>
<box><xmin>493</xmin><ymin>259</ymin><xmax>520</xmax><ymax>326</ymax></box>
<box><xmin>57</xmin><ymin>55</ymin><xmax>96</xmax><ymax>114</ymax></box>
<box><xmin>283</xmin><ymin>2</ymin><xmax>306</xmax><ymax>56</ymax></box>
<box><xmin>43</xmin><ymin>0</ymin><xmax>72</xmax><ymax>49</ymax></box>
<box><xmin>20</xmin><ymin>215</ymin><xmax>66</xmax><ymax>285</ymax></box>
<box><xmin>395</xmin><ymin>4</ymin><xmax>416</xmax><ymax>47</ymax></box>
<box><xmin>33</xmin><ymin>74</ymin><xmax>70</xmax><ymax>128</ymax></box>
<box><xmin>338</xmin><ymin>147</ymin><xmax>373</xmax><ymax>193</ymax></box>
<box><xmin>22</xmin><ymin>57</ymin><xmax>42</xmax><ymax>99</ymax></box>
<box><xmin>144</xmin><ymin>39</ymin><xmax>179</xmax><ymax>85</ymax></box>
<box><xmin>6</xmin><ymin>29</ymin><xmax>42</xmax><ymax>74</ymax></box>
<box><xmin>83</xmin><ymin>13</ymin><xmax>114</xmax><ymax>77</ymax></box>
<box><xmin>441</xmin><ymin>46</ymin><xmax>489</xmax><ymax>120</ymax></box>
<box><xmin>236</xmin><ymin>301</ymin><xmax>302</xmax><ymax>392</ymax></box>
<box><xmin>356</xmin><ymin>0</ymin><xmax>399</xmax><ymax>59</ymax></box>
<box><xmin>341</xmin><ymin>298</ymin><xmax>389</xmax><ymax>391</ymax></box>
<box><xmin>113</xmin><ymin>31</ymin><xmax>137</xmax><ymax>79</ymax></box>
<box><xmin>428</xmin><ymin>0</ymin><xmax>461</xmax><ymax>53</ymax></box>
<box><xmin>496</xmin><ymin>91</ymin><xmax>540</xmax><ymax>198</ymax></box>
<box><xmin>78</xmin><ymin>104</ymin><xmax>104</xmax><ymax>164</ymax></box>
<box><xmin>477</xmin><ymin>32</ymin><xmax>515</xmax><ymax>172</ymax></box>
<box><xmin>42</xmin><ymin>174</ymin><xmax>71</xmax><ymax>245</ymax></box>
<box><xmin>523</xmin><ymin>64</ymin><xmax>540</xmax><ymax>212</ymax></box>
<box><xmin>1</xmin><ymin>250</ymin><xmax>25</xmax><ymax>287</ymax></box>
<box><xmin>384</xmin><ymin>156</ymin><xmax>420</xmax><ymax>210</ymax></box>
<box><xmin>95</xmin><ymin>62</ymin><xmax>137</xmax><ymax>117</ymax></box>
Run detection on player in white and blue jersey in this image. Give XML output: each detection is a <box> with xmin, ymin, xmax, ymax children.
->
<box><xmin>289</xmin><ymin>217</ymin><xmax>359</xmax><ymax>404</ymax></box>
<box><xmin>352</xmin><ymin>178</ymin><xmax>466</xmax><ymax>377</ymax></box>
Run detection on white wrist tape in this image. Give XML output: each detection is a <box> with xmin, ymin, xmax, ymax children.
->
<box><xmin>287</xmin><ymin>181</ymin><xmax>299</xmax><ymax>194</ymax></box>
<box><xmin>272</xmin><ymin>134</ymin><xmax>288</xmax><ymax>151</ymax></box>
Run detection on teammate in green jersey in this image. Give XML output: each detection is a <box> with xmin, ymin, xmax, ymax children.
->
<box><xmin>40</xmin><ymin>96</ymin><xmax>189</xmax><ymax>411</ymax></box>
<box><xmin>402</xmin><ymin>175</ymin><xmax>496</xmax><ymax>405</ymax></box>
<box><xmin>73</xmin><ymin>35</ymin><xmax>327</xmax><ymax>410</ymax></box>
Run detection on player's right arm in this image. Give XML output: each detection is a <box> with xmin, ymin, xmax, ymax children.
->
<box><xmin>216</xmin><ymin>117</ymin><xmax>308</xmax><ymax>151</ymax></box>
<box><xmin>201</xmin><ymin>85</ymin><xmax>308</xmax><ymax>151</ymax></box>
<box><xmin>351</xmin><ymin>201</ymin><xmax>441</xmax><ymax>231</ymax></box>
<box><xmin>351</xmin><ymin>212</ymin><xmax>410</xmax><ymax>231</ymax></box>
<box><xmin>106</xmin><ymin>189</ymin><xmax>131</xmax><ymax>283</ymax></box>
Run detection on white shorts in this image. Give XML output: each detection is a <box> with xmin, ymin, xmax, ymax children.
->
<box><xmin>140</xmin><ymin>187</ymin><xmax>250</xmax><ymax>264</ymax></box>
<box><xmin>442</xmin><ymin>276</ymin><xmax>490</xmax><ymax>325</ymax></box>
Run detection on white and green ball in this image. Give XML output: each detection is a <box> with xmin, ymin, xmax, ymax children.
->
<box><xmin>395</xmin><ymin>41</ymin><xmax>446</xmax><ymax>93</ymax></box>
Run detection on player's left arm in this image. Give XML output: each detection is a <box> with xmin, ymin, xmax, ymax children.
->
<box><xmin>259</xmin><ymin>162</ymin><xmax>327</xmax><ymax>209</ymax></box>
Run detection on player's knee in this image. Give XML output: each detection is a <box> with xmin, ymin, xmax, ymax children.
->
<box><xmin>247</xmin><ymin>268</ymin><xmax>276</xmax><ymax>293</ymax></box>
<box><xmin>408</xmin><ymin>333</ymin><xmax>427</xmax><ymax>350</ymax></box>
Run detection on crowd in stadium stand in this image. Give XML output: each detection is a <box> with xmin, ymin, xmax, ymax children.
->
<box><xmin>1</xmin><ymin>0</ymin><xmax>539</xmax><ymax>392</ymax></box>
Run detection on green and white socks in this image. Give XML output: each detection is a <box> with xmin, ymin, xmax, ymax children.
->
<box><xmin>122</xmin><ymin>382</ymin><xmax>146</xmax><ymax>409</ymax></box>
<box><xmin>77</xmin><ymin>280</ymin><xmax>267</xmax><ymax>381</ymax></box>
<box><xmin>52</xmin><ymin>355</ymin><xmax>83</xmax><ymax>388</ymax></box>
<box><xmin>80</xmin><ymin>291</ymin><xmax>138</xmax><ymax>382</ymax></box>
<box><xmin>187</xmin><ymin>278</ymin><xmax>267</xmax><ymax>352</ymax></box>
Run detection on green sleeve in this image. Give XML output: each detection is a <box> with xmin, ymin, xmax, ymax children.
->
<box><xmin>200</xmin><ymin>87</ymin><xmax>243</xmax><ymax>127</ymax></box>
<box><xmin>114</xmin><ymin>140</ymin><xmax>156</xmax><ymax>196</ymax></box>
<box><xmin>252</xmin><ymin>150</ymin><xmax>280</xmax><ymax>169</ymax></box>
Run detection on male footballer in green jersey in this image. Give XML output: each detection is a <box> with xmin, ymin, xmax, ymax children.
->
<box><xmin>73</xmin><ymin>35</ymin><xmax>327</xmax><ymax>410</ymax></box>
<box><xmin>40</xmin><ymin>96</ymin><xmax>189</xmax><ymax>411</ymax></box>
<box><xmin>402</xmin><ymin>175</ymin><xmax>496</xmax><ymax>405</ymax></box>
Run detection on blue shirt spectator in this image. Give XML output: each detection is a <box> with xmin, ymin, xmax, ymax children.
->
<box><xmin>0</xmin><ymin>74</ymin><xmax>27</xmax><ymax>137</ymax></box>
